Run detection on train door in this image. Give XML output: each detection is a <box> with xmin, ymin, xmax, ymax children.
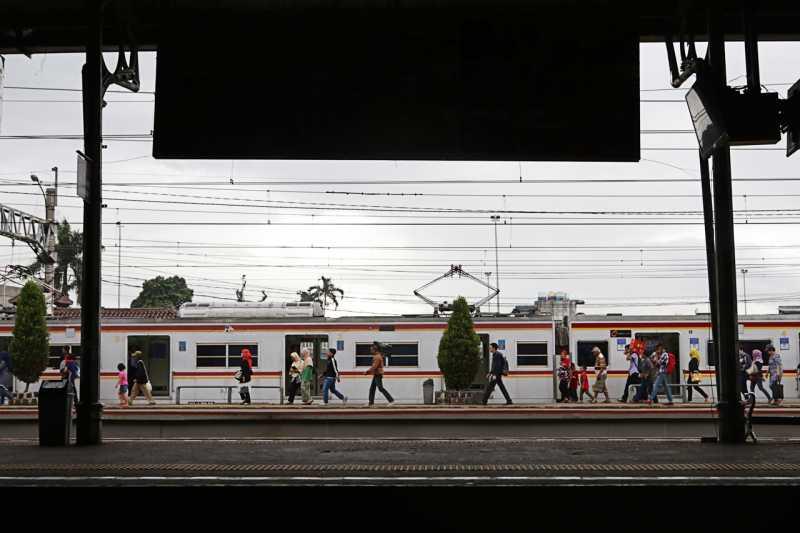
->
<box><xmin>739</xmin><ymin>339</ymin><xmax>773</xmax><ymax>364</ymax></box>
<box><xmin>635</xmin><ymin>332</ymin><xmax>680</xmax><ymax>383</ymax></box>
<box><xmin>285</xmin><ymin>335</ymin><xmax>329</xmax><ymax>396</ymax></box>
<box><xmin>471</xmin><ymin>334</ymin><xmax>491</xmax><ymax>389</ymax></box>
<box><xmin>127</xmin><ymin>335</ymin><xmax>171</xmax><ymax>396</ymax></box>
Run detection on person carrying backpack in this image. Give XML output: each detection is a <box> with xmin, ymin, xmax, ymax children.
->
<box><xmin>633</xmin><ymin>350</ymin><xmax>654</xmax><ymax>402</ymax></box>
<box><xmin>649</xmin><ymin>344</ymin><xmax>674</xmax><ymax>405</ymax></box>
<box><xmin>482</xmin><ymin>342</ymin><xmax>512</xmax><ymax>405</ymax></box>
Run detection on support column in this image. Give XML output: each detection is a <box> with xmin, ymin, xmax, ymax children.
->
<box><xmin>698</xmin><ymin>155</ymin><xmax>720</xmax><ymax>384</ymax></box>
<box><xmin>707</xmin><ymin>11</ymin><xmax>745</xmax><ymax>443</ymax></box>
<box><xmin>76</xmin><ymin>0</ymin><xmax>104</xmax><ymax>445</ymax></box>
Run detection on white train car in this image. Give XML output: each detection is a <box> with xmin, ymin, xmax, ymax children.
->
<box><xmin>0</xmin><ymin>307</ymin><xmax>555</xmax><ymax>404</ymax></box>
<box><xmin>570</xmin><ymin>313</ymin><xmax>800</xmax><ymax>400</ymax></box>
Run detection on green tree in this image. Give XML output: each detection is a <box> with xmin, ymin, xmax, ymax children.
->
<box><xmin>304</xmin><ymin>276</ymin><xmax>344</xmax><ymax>309</ymax></box>
<box><xmin>131</xmin><ymin>276</ymin><xmax>194</xmax><ymax>308</ymax></box>
<box><xmin>10</xmin><ymin>281</ymin><xmax>50</xmax><ymax>392</ymax></box>
<box><xmin>437</xmin><ymin>297</ymin><xmax>481</xmax><ymax>390</ymax></box>
<box><xmin>28</xmin><ymin>220</ymin><xmax>83</xmax><ymax>305</ymax></box>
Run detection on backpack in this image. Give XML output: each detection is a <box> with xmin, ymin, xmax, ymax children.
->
<box><xmin>666</xmin><ymin>353</ymin><xmax>676</xmax><ymax>375</ymax></box>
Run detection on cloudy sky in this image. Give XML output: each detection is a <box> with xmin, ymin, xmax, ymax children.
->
<box><xmin>1</xmin><ymin>43</ymin><xmax>799</xmax><ymax>317</ymax></box>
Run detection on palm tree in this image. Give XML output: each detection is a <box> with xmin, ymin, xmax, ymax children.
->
<box><xmin>27</xmin><ymin>220</ymin><xmax>83</xmax><ymax>305</ymax></box>
<box><xmin>304</xmin><ymin>276</ymin><xmax>344</xmax><ymax>310</ymax></box>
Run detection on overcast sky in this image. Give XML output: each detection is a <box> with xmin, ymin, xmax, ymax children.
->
<box><xmin>1</xmin><ymin>43</ymin><xmax>799</xmax><ymax>317</ymax></box>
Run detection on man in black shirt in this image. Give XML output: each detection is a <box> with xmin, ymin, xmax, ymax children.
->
<box><xmin>322</xmin><ymin>348</ymin><xmax>348</xmax><ymax>405</ymax></box>
<box><xmin>482</xmin><ymin>343</ymin><xmax>512</xmax><ymax>405</ymax></box>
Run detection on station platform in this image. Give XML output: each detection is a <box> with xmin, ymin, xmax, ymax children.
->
<box><xmin>2</xmin><ymin>402</ymin><xmax>798</xmax><ymax>440</ymax></box>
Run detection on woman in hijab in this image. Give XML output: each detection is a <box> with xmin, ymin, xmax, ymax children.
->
<box><xmin>237</xmin><ymin>348</ymin><xmax>253</xmax><ymax>405</ymax></box>
<box><xmin>287</xmin><ymin>352</ymin><xmax>303</xmax><ymax>404</ymax></box>
<box><xmin>686</xmin><ymin>348</ymin><xmax>708</xmax><ymax>402</ymax></box>
<box><xmin>748</xmin><ymin>349</ymin><xmax>772</xmax><ymax>402</ymax></box>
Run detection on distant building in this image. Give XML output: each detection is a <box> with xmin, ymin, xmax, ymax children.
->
<box><xmin>511</xmin><ymin>292</ymin><xmax>584</xmax><ymax>321</ymax></box>
<box><xmin>0</xmin><ymin>284</ymin><xmax>21</xmax><ymax>308</ymax></box>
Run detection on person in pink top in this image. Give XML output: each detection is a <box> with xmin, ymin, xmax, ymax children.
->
<box><xmin>117</xmin><ymin>363</ymin><xmax>129</xmax><ymax>406</ymax></box>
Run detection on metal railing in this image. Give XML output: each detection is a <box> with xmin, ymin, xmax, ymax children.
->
<box><xmin>175</xmin><ymin>384</ymin><xmax>283</xmax><ymax>405</ymax></box>
<box><xmin>627</xmin><ymin>381</ymin><xmax>715</xmax><ymax>403</ymax></box>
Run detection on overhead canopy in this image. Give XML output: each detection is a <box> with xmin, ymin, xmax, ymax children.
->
<box><xmin>1</xmin><ymin>1</ymin><xmax>799</xmax><ymax>162</ymax></box>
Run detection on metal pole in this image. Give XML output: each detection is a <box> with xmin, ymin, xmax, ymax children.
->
<box><xmin>708</xmin><ymin>8</ymin><xmax>745</xmax><ymax>443</ymax></box>
<box><xmin>117</xmin><ymin>221</ymin><xmax>122</xmax><ymax>308</ymax></box>
<box><xmin>76</xmin><ymin>0</ymin><xmax>104</xmax><ymax>445</ymax></box>
<box><xmin>44</xmin><ymin>187</ymin><xmax>56</xmax><ymax>306</ymax></box>
<box><xmin>491</xmin><ymin>215</ymin><xmax>500</xmax><ymax>314</ymax></box>
<box><xmin>741</xmin><ymin>269</ymin><xmax>749</xmax><ymax>315</ymax></box>
<box><xmin>698</xmin><ymin>154</ymin><xmax>721</xmax><ymax>381</ymax></box>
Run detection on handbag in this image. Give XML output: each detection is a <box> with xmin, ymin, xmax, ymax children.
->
<box><xmin>145</xmin><ymin>382</ymin><xmax>153</xmax><ymax>393</ymax></box>
<box><xmin>233</xmin><ymin>369</ymin><xmax>243</xmax><ymax>382</ymax></box>
<box><xmin>746</xmin><ymin>362</ymin><xmax>758</xmax><ymax>376</ymax></box>
<box><xmin>689</xmin><ymin>371</ymin><xmax>701</xmax><ymax>384</ymax></box>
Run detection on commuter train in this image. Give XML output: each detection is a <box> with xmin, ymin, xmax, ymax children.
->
<box><xmin>1</xmin><ymin>301</ymin><xmax>798</xmax><ymax>403</ymax></box>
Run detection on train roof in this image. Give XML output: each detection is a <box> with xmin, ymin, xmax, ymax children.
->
<box><xmin>573</xmin><ymin>313</ymin><xmax>800</xmax><ymax>322</ymax></box>
<box><xmin>26</xmin><ymin>307</ymin><xmax>554</xmax><ymax>325</ymax></box>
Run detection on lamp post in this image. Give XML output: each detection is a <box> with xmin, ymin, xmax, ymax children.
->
<box><xmin>490</xmin><ymin>215</ymin><xmax>500</xmax><ymax>314</ymax></box>
<box><xmin>741</xmin><ymin>268</ymin><xmax>749</xmax><ymax>315</ymax></box>
<box><xmin>30</xmin><ymin>174</ymin><xmax>57</xmax><ymax>305</ymax></box>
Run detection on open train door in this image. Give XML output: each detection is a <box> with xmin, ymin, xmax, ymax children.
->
<box><xmin>635</xmin><ymin>333</ymin><xmax>681</xmax><ymax>384</ymax></box>
<box><xmin>285</xmin><ymin>335</ymin><xmax>329</xmax><ymax>397</ymax></box>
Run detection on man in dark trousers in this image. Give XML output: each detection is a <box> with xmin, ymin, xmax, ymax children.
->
<box><xmin>482</xmin><ymin>342</ymin><xmax>512</xmax><ymax>405</ymax></box>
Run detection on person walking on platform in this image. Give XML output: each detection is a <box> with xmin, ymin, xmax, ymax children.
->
<box><xmin>738</xmin><ymin>347</ymin><xmax>752</xmax><ymax>399</ymax></box>
<box><xmin>766</xmin><ymin>345</ymin><xmax>783</xmax><ymax>407</ymax></box>
<box><xmin>287</xmin><ymin>351</ymin><xmax>303</xmax><ymax>404</ymax></box>
<box><xmin>633</xmin><ymin>351</ymin><xmax>654</xmax><ymax>403</ymax></box>
<box><xmin>557</xmin><ymin>356</ymin><xmax>571</xmax><ymax>403</ymax></box>
<box><xmin>365</xmin><ymin>342</ymin><xmax>395</xmax><ymax>406</ymax></box>
<box><xmin>322</xmin><ymin>348</ymin><xmax>347</xmax><ymax>405</ymax></box>
<box><xmin>300</xmin><ymin>348</ymin><xmax>314</xmax><ymax>405</ymax></box>
<box><xmin>569</xmin><ymin>359</ymin><xmax>579</xmax><ymax>402</ymax></box>
<box><xmin>748</xmin><ymin>349</ymin><xmax>771</xmax><ymax>402</ymax></box>
<box><xmin>482</xmin><ymin>342</ymin><xmax>512</xmax><ymax>405</ymax></box>
<box><xmin>619</xmin><ymin>344</ymin><xmax>640</xmax><ymax>403</ymax></box>
<box><xmin>116</xmin><ymin>363</ymin><xmax>129</xmax><ymax>406</ymax></box>
<box><xmin>128</xmin><ymin>351</ymin><xmax>156</xmax><ymax>406</ymax></box>
<box><xmin>0</xmin><ymin>350</ymin><xmax>13</xmax><ymax>405</ymax></box>
<box><xmin>686</xmin><ymin>348</ymin><xmax>708</xmax><ymax>402</ymax></box>
<box><xmin>591</xmin><ymin>347</ymin><xmax>610</xmax><ymax>403</ymax></box>
<box><xmin>236</xmin><ymin>348</ymin><xmax>253</xmax><ymax>405</ymax></box>
<box><xmin>649</xmin><ymin>344</ymin><xmax>673</xmax><ymax>405</ymax></box>
<box><xmin>578</xmin><ymin>366</ymin><xmax>594</xmax><ymax>403</ymax></box>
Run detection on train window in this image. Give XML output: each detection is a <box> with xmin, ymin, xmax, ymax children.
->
<box><xmin>196</xmin><ymin>344</ymin><xmax>227</xmax><ymax>367</ymax></box>
<box><xmin>707</xmin><ymin>341</ymin><xmax>716</xmax><ymax>367</ymax></box>
<box><xmin>576</xmin><ymin>341</ymin><xmax>609</xmax><ymax>368</ymax></box>
<box><xmin>228</xmin><ymin>344</ymin><xmax>259</xmax><ymax>367</ymax></box>
<box><xmin>48</xmin><ymin>345</ymin><xmax>82</xmax><ymax>369</ymax></box>
<box><xmin>388</xmin><ymin>342</ymin><xmax>419</xmax><ymax>367</ymax></box>
<box><xmin>516</xmin><ymin>342</ymin><xmax>548</xmax><ymax>366</ymax></box>
<box><xmin>354</xmin><ymin>342</ymin><xmax>419</xmax><ymax>367</ymax></box>
<box><xmin>355</xmin><ymin>343</ymin><xmax>373</xmax><ymax>366</ymax></box>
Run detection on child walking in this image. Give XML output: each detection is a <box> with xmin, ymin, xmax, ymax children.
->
<box><xmin>578</xmin><ymin>366</ymin><xmax>594</xmax><ymax>402</ymax></box>
<box><xmin>116</xmin><ymin>363</ymin><xmax>129</xmax><ymax>406</ymax></box>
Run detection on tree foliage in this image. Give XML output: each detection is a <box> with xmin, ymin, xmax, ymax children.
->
<box><xmin>10</xmin><ymin>281</ymin><xmax>49</xmax><ymax>391</ymax></box>
<box><xmin>437</xmin><ymin>297</ymin><xmax>481</xmax><ymax>390</ymax></box>
<box><xmin>131</xmin><ymin>276</ymin><xmax>194</xmax><ymax>309</ymax></box>
<box><xmin>27</xmin><ymin>220</ymin><xmax>83</xmax><ymax>305</ymax></box>
<box><xmin>300</xmin><ymin>276</ymin><xmax>344</xmax><ymax>309</ymax></box>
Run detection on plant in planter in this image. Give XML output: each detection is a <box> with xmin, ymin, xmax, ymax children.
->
<box><xmin>437</xmin><ymin>297</ymin><xmax>481</xmax><ymax>404</ymax></box>
<box><xmin>10</xmin><ymin>281</ymin><xmax>50</xmax><ymax>395</ymax></box>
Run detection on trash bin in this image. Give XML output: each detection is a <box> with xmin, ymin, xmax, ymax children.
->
<box><xmin>38</xmin><ymin>379</ymin><xmax>74</xmax><ymax>446</ymax></box>
<box><xmin>423</xmin><ymin>379</ymin><xmax>434</xmax><ymax>405</ymax></box>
